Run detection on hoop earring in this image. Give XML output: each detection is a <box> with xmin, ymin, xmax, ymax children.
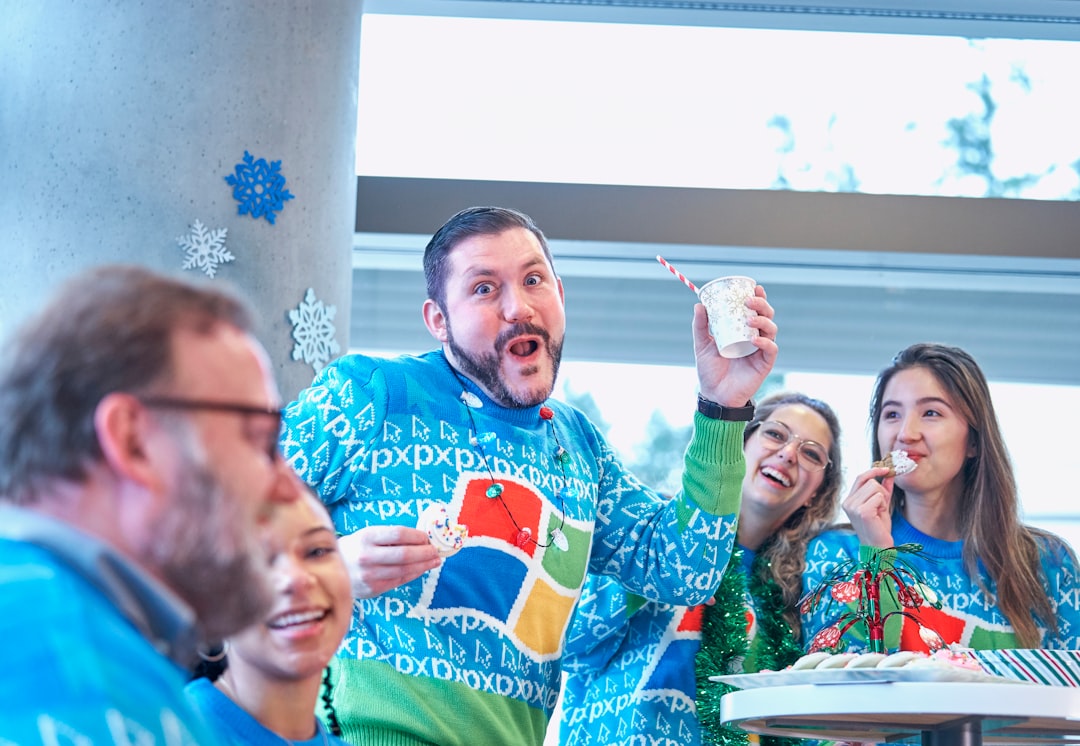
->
<box><xmin>197</xmin><ymin>640</ymin><xmax>229</xmax><ymax>662</ymax></box>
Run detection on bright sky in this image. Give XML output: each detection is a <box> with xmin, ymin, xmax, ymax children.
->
<box><xmin>358</xmin><ymin>14</ymin><xmax>1080</xmax><ymax>199</ymax></box>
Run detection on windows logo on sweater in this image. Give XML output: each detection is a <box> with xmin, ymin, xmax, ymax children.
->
<box><xmin>414</xmin><ymin>473</ymin><xmax>593</xmax><ymax>659</ymax></box>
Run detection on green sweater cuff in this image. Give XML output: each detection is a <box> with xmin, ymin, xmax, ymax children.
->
<box><xmin>677</xmin><ymin>414</ymin><xmax>746</xmax><ymax>523</ymax></box>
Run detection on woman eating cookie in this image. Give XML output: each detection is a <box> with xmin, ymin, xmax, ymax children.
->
<box><xmin>802</xmin><ymin>342</ymin><xmax>1080</xmax><ymax>653</ymax></box>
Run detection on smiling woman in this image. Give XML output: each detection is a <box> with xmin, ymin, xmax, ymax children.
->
<box><xmin>185</xmin><ymin>489</ymin><xmax>352</xmax><ymax>745</ymax></box>
<box><xmin>802</xmin><ymin>343</ymin><xmax>1080</xmax><ymax>659</ymax></box>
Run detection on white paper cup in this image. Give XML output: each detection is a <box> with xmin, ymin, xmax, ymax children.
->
<box><xmin>698</xmin><ymin>276</ymin><xmax>758</xmax><ymax>358</ymax></box>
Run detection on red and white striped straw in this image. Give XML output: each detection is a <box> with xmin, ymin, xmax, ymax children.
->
<box><xmin>655</xmin><ymin>255</ymin><xmax>699</xmax><ymax>294</ymax></box>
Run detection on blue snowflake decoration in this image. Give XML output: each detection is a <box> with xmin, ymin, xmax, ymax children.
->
<box><xmin>224</xmin><ymin>150</ymin><xmax>295</xmax><ymax>224</ymax></box>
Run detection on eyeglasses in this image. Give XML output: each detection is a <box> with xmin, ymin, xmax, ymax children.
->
<box><xmin>138</xmin><ymin>396</ymin><xmax>283</xmax><ymax>460</ymax></box>
<box><xmin>755</xmin><ymin>420</ymin><xmax>830</xmax><ymax>472</ymax></box>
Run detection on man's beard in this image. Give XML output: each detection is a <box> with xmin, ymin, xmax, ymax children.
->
<box><xmin>150</xmin><ymin>435</ymin><xmax>273</xmax><ymax>641</ymax></box>
<box><xmin>446</xmin><ymin>321</ymin><xmax>563</xmax><ymax>409</ymax></box>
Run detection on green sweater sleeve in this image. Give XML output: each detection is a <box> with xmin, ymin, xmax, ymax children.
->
<box><xmin>675</xmin><ymin>412</ymin><xmax>746</xmax><ymax>530</ymax></box>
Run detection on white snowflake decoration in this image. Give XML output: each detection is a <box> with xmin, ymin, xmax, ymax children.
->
<box><xmin>177</xmin><ymin>219</ymin><xmax>234</xmax><ymax>278</ymax></box>
<box><xmin>289</xmin><ymin>287</ymin><xmax>341</xmax><ymax>373</ymax></box>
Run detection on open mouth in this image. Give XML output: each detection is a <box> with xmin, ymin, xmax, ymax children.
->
<box><xmin>508</xmin><ymin>339</ymin><xmax>540</xmax><ymax>358</ymax></box>
<box><xmin>267</xmin><ymin>609</ymin><xmax>328</xmax><ymax>630</ymax></box>
<box><xmin>760</xmin><ymin>466</ymin><xmax>792</xmax><ymax>488</ymax></box>
<box><xmin>496</xmin><ymin>323</ymin><xmax>549</xmax><ymax>360</ymax></box>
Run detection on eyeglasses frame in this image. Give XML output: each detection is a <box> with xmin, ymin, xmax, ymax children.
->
<box><xmin>754</xmin><ymin>419</ymin><xmax>832</xmax><ymax>472</ymax></box>
<box><xmin>137</xmin><ymin>396</ymin><xmax>284</xmax><ymax>461</ymax></box>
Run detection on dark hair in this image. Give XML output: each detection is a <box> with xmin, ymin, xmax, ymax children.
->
<box><xmin>0</xmin><ymin>264</ymin><xmax>255</xmax><ymax>504</ymax></box>
<box><xmin>745</xmin><ymin>391</ymin><xmax>843</xmax><ymax>637</ymax></box>
<box><xmin>422</xmin><ymin>206</ymin><xmax>554</xmax><ymax>309</ymax></box>
<box><xmin>870</xmin><ymin>342</ymin><xmax>1062</xmax><ymax>646</ymax></box>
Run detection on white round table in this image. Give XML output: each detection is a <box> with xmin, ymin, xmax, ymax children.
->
<box><xmin>721</xmin><ymin>682</ymin><xmax>1080</xmax><ymax>746</ymax></box>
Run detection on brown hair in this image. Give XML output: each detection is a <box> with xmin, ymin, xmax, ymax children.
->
<box><xmin>747</xmin><ymin>391</ymin><xmax>843</xmax><ymax>637</ymax></box>
<box><xmin>870</xmin><ymin>342</ymin><xmax>1063</xmax><ymax>646</ymax></box>
<box><xmin>0</xmin><ymin>264</ymin><xmax>255</xmax><ymax>504</ymax></box>
<box><xmin>422</xmin><ymin>206</ymin><xmax>554</xmax><ymax>310</ymax></box>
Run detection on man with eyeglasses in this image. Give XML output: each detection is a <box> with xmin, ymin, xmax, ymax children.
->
<box><xmin>0</xmin><ymin>265</ymin><xmax>304</xmax><ymax>744</ymax></box>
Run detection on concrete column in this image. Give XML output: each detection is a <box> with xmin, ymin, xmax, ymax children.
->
<box><xmin>1</xmin><ymin>1</ymin><xmax>362</xmax><ymax>399</ymax></box>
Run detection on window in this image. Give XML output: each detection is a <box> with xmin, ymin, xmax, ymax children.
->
<box><xmin>352</xmin><ymin>3</ymin><xmax>1080</xmax><ymax>549</ymax></box>
<box><xmin>358</xmin><ymin>12</ymin><xmax>1080</xmax><ymax>200</ymax></box>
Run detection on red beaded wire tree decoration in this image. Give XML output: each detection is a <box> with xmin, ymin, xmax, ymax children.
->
<box><xmin>799</xmin><ymin>543</ymin><xmax>944</xmax><ymax>654</ymax></box>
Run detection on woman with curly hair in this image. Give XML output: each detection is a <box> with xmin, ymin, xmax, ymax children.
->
<box><xmin>560</xmin><ymin>392</ymin><xmax>843</xmax><ymax>746</ymax></box>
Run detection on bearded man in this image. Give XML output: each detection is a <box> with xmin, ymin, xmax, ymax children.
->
<box><xmin>281</xmin><ymin>206</ymin><xmax>779</xmax><ymax>745</ymax></box>
<box><xmin>0</xmin><ymin>265</ymin><xmax>304</xmax><ymax>743</ymax></box>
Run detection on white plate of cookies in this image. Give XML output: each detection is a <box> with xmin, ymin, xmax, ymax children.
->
<box><xmin>710</xmin><ymin>650</ymin><xmax>1026</xmax><ymax>689</ymax></box>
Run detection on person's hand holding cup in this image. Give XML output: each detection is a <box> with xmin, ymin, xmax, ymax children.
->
<box><xmin>697</xmin><ymin>275</ymin><xmax>759</xmax><ymax>358</ymax></box>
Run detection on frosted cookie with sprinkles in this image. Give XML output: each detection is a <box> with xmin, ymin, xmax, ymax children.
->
<box><xmin>417</xmin><ymin>504</ymin><xmax>468</xmax><ymax>557</ymax></box>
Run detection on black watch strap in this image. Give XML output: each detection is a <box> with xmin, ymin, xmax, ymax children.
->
<box><xmin>697</xmin><ymin>395</ymin><xmax>755</xmax><ymax>421</ymax></box>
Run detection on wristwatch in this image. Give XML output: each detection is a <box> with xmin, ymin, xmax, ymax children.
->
<box><xmin>697</xmin><ymin>395</ymin><xmax>755</xmax><ymax>421</ymax></box>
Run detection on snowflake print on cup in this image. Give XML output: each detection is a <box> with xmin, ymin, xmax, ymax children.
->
<box><xmin>289</xmin><ymin>288</ymin><xmax>341</xmax><ymax>374</ymax></box>
<box><xmin>177</xmin><ymin>219</ymin><xmax>234</xmax><ymax>278</ymax></box>
<box><xmin>224</xmin><ymin>150</ymin><xmax>295</xmax><ymax>224</ymax></box>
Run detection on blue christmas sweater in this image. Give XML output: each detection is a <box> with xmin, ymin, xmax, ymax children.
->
<box><xmin>801</xmin><ymin>512</ymin><xmax>1080</xmax><ymax>652</ymax></box>
<box><xmin>0</xmin><ymin>505</ymin><xmax>217</xmax><ymax>745</ymax></box>
<box><xmin>561</xmin><ymin>550</ymin><xmax>781</xmax><ymax>746</ymax></box>
<box><xmin>280</xmin><ymin>351</ymin><xmax>744</xmax><ymax>746</ymax></box>
<box><xmin>186</xmin><ymin>678</ymin><xmax>348</xmax><ymax>746</ymax></box>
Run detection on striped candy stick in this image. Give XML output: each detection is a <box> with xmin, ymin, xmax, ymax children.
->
<box><xmin>655</xmin><ymin>255</ymin><xmax>699</xmax><ymax>295</ymax></box>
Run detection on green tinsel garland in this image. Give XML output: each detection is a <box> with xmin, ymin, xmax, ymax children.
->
<box><xmin>747</xmin><ymin>554</ymin><xmax>804</xmax><ymax>678</ymax></box>
<box><xmin>695</xmin><ymin>550</ymin><xmax>803</xmax><ymax>746</ymax></box>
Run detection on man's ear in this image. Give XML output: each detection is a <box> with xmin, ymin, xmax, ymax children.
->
<box><xmin>94</xmin><ymin>393</ymin><xmax>162</xmax><ymax>490</ymax></box>
<box><xmin>422</xmin><ymin>298</ymin><xmax>449</xmax><ymax>343</ymax></box>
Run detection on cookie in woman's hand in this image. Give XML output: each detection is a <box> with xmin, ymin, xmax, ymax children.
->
<box><xmin>873</xmin><ymin>449</ymin><xmax>917</xmax><ymax>477</ymax></box>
